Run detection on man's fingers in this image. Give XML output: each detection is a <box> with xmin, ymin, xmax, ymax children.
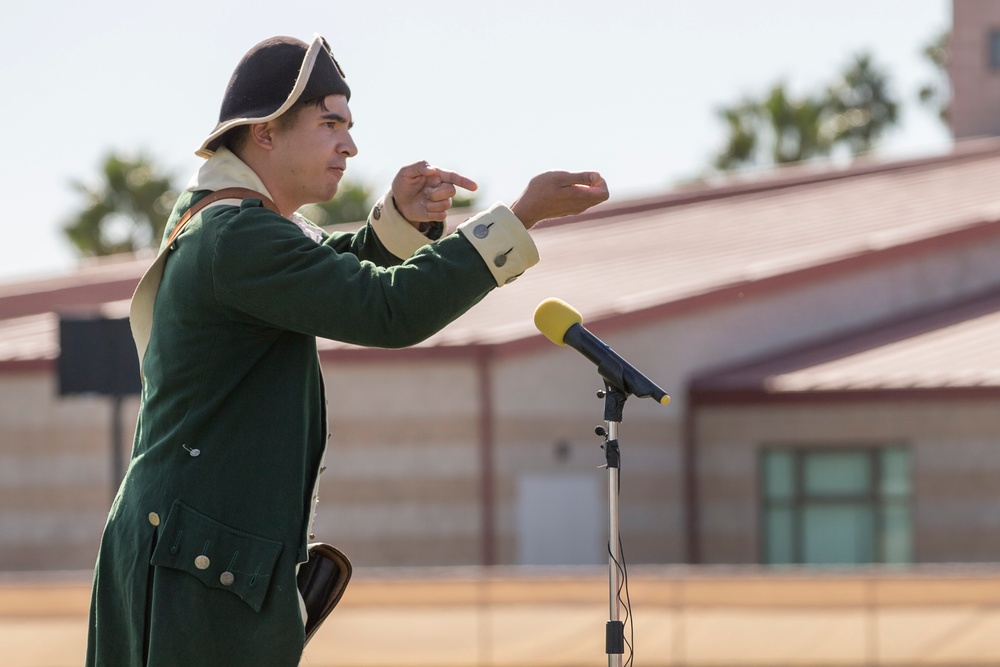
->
<box><xmin>425</xmin><ymin>183</ymin><xmax>457</xmax><ymax>202</ymax></box>
<box><xmin>397</xmin><ymin>162</ymin><xmax>478</xmax><ymax>191</ymax></box>
<box><xmin>422</xmin><ymin>207</ymin><xmax>448</xmax><ymax>222</ymax></box>
<box><xmin>432</xmin><ymin>168</ymin><xmax>478</xmax><ymax>192</ymax></box>
<box><xmin>425</xmin><ymin>198</ymin><xmax>452</xmax><ymax>213</ymax></box>
<box><xmin>556</xmin><ymin>171</ymin><xmax>605</xmax><ymax>187</ymax></box>
<box><xmin>574</xmin><ymin>176</ymin><xmax>609</xmax><ymax>198</ymax></box>
<box><xmin>399</xmin><ymin>161</ymin><xmax>430</xmax><ymax>179</ymax></box>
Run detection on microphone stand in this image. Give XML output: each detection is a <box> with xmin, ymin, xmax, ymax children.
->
<box><xmin>596</xmin><ymin>381</ymin><xmax>628</xmax><ymax>667</ymax></box>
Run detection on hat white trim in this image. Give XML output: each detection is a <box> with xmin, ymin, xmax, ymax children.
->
<box><xmin>195</xmin><ymin>34</ymin><xmax>327</xmax><ymax>159</ymax></box>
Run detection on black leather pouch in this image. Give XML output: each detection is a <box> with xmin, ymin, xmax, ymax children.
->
<box><xmin>296</xmin><ymin>542</ymin><xmax>352</xmax><ymax>644</ymax></box>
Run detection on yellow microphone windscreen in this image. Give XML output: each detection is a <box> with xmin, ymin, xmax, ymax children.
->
<box><xmin>533</xmin><ymin>298</ymin><xmax>583</xmax><ymax>346</ymax></box>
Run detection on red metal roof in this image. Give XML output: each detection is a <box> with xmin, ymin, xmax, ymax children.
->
<box><xmin>690</xmin><ymin>289</ymin><xmax>1000</xmax><ymax>401</ymax></box>
<box><xmin>6</xmin><ymin>139</ymin><xmax>1000</xmax><ymax>370</ymax></box>
<box><xmin>0</xmin><ymin>255</ymin><xmax>149</xmax><ymax>321</ymax></box>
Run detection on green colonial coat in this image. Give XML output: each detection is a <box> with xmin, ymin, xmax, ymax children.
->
<box><xmin>85</xmin><ymin>185</ymin><xmax>519</xmax><ymax>666</ymax></box>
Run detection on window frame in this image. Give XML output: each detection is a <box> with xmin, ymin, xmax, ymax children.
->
<box><xmin>758</xmin><ymin>443</ymin><xmax>912</xmax><ymax>565</ymax></box>
<box><xmin>990</xmin><ymin>30</ymin><xmax>1000</xmax><ymax>71</ymax></box>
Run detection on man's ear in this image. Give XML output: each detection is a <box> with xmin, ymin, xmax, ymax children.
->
<box><xmin>249</xmin><ymin>122</ymin><xmax>275</xmax><ymax>151</ymax></box>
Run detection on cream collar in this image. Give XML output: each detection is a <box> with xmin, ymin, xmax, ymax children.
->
<box><xmin>186</xmin><ymin>146</ymin><xmax>274</xmax><ymax>199</ymax></box>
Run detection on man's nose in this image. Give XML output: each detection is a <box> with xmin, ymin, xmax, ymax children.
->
<box><xmin>341</xmin><ymin>134</ymin><xmax>358</xmax><ymax>158</ymax></box>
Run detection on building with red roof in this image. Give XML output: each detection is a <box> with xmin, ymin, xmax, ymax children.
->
<box><xmin>6</xmin><ymin>0</ymin><xmax>1000</xmax><ymax>573</ymax></box>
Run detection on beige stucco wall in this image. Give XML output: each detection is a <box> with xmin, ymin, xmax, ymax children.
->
<box><xmin>695</xmin><ymin>399</ymin><xmax>1000</xmax><ymax>564</ymax></box>
<box><xmin>0</xmin><ymin>372</ymin><xmax>139</xmax><ymax>570</ymax></box>
<box><xmin>314</xmin><ymin>359</ymin><xmax>483</xmax><ymax>565</ymax></box>
<box><xmin>0</xmin><ymin>351</ymin><xmax>681</xmax><ymax>571</ymax></box>
<box><xmin>4</xmin><ymin>226</ymin><xmax>1000</xmax><ymax>571</ymax></box>
<box><xmin>315</xmin><ymin>352</ymin><xmax>682</xmax><ymax>566</ymax></box>
<box><xmin>951</xmin><ymin>0</ymin><xmax>1000</xmax><ymax>139</ymax></box>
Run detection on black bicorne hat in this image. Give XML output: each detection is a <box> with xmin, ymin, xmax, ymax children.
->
<box><xmin>197</xmin><ymin>34</ymin><xmax>350</xmax><ymax>158</ymax></box>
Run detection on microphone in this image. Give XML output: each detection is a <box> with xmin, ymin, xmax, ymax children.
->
<box><xmin>533</xmin><ymin>298</ymin><xmax>670</xmax><ymax>405</ymax></box>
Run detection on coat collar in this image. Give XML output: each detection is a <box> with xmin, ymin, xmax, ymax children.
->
<box><xmin>187</xmin><ymin>147</ymin><xmax>274</xmax><ymax>199</ymax></box>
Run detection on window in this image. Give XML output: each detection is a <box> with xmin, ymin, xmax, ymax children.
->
<box><xmin>991</xmin><ymin>31</ymin><xmax>1000</xmax><ymax>70</ymax></box>
<box><xmin>761</xmin><ymin>446</ymin><xmax>912</xmax><ymax>565</ymax></box>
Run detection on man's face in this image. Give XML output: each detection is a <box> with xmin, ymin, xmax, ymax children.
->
<box><xmin>269</xmin><ymin>94</ymin><xmax>358</xmax><ymax>206</ymax></box>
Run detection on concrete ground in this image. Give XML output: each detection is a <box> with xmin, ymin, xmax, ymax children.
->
<box><xmin>5</xmin><ymin>565</ymin><xmax>1000</xmax><ymax>666</ymax></box>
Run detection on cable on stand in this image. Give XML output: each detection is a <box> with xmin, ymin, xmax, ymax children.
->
<box><xmin>596</xmin><ymin>381</ymin><xmax>630</xmax><ymax>667</ymax></box>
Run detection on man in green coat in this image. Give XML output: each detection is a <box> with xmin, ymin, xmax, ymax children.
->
<box><xmin>86</xmin><ymin>34</ymin><xmax>608</xmax><ymax>666</ymax></box>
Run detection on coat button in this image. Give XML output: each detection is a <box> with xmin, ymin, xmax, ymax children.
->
<box><xmin>473</xmin><ymin>223</ymin><xmax>490</xmax><ymax>239</ymax></box>
<box><xmin>194</xmin><ymin>555</ymin><xmax>211</xmax><ymax>570</ymax></box>
<box><xmin>219</xmin><ymin>571</ymin><xmax>235</xmax><ymax>586</ymax></box>
<box><xmin>148</xmin><ymin>512</ymin><xmax>160</xmax><ymax>527</ymax></box>
<box><xmin>494</xmin><ymin>252</ymin><xmax>508</xmax><ymax>268</ymax></box>
<box><xmin>373</xmin><ymin>204</ymin><xmax>382</xmax><ymax>220</ymax></box>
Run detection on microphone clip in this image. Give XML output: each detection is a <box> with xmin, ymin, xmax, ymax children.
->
<box><xmin>599</xmin><ymin>382</ymin><xmax>628</xmax><ymax>423</ymax></box>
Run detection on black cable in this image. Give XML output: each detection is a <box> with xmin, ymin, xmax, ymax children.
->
<box><xmin>619</xmin><ymin>461</ymin><xmax>633</xmax><ymax>667</ymax></box>
<box><xmin>619</xmin><ymin>536</ymin><xmax>634</xmax><ymax>667</ymax></box>
<box><xmin>607</xmin><ymin>460</ymin><xmax>634</xmax><ymax>667</ymax></box>
<box><xmin>607</xmin><ymin>536</ymin><xmax>634</xmax><ymax>666</ymax></box>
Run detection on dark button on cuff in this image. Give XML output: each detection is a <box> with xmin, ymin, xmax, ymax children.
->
<box><xmin>372</xmin><ymin>204</ymin><xmax>382</xmax><ymax>220</ymax></box>
<box><xmin>494</xmin><ymin>251</ymin><xmax>509</xmax><ymax>268</ymax></box>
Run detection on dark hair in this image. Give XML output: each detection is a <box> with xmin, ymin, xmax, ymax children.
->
<box><xmin>222</xmin><ymin>96</ymin><xmax>332</xmax><ymax>156</ymax></box>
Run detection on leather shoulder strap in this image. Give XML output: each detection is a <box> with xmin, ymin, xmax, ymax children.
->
<box><xmin>165</xmin><ymin>187</ymin><xmax>279</xmax><ymax>247</ymax></box>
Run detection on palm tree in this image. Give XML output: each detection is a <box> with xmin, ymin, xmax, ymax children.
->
<box><xmin>711</xmin><ymin>52</ymin><xmax>900</xmax><ymax>172</ymax></box>
<box><xmin>713</xmin><ymin>98</ymin><xmax>762</xmax><ymax>171</ymax></box>
<box><xmin>826</xmin><ymin>53</ymin><xmax>900</xmax><ymax>155</ymax></box>
<box><xmin>300</xmin><ymin>181</ymin><xmax>374</xmax><ymax>226</ymax></box>
<box><xmin>918</xmin><ymin>31</ymin><xmax>950</xmax><ymax>126</ymax></box>
<box><xmin>63</xmin><ymin>153</ymin><xmax>177</xmax><ymax>257</ymax></box>
<box><xmin>714</xmin><ymin>85</ymin><xmax>833</xmax><ymax>170</ymax></box>
<box><xmin>763</xmin><ymin>85</ymin><xmax>831</xmax><ymax>164</ymax></box>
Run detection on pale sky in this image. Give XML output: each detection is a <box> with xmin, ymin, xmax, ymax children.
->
<box><xmin>1</xmin><ymin>0</ymin><xmax>952</xmax><ymax>282</ymax></box>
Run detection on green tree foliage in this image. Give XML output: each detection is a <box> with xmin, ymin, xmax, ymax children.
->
<box><xmin>712</xmin><ymin>52</ymin><xmax>899</xmax><ymax>172</ymax></box>
<box><xmin>63</xmin><ymin>153</ymin><xmax>177</xmax><ymax>256</ymax></box>
<box><xmin>826</xmin><ymin>53</ymin><xmax>900</xmax><ymax>155</ymax></box>
<box><xmin>918</xmin><ymin>30</ymin><xmax>950</xmax><ymax>125</ymax></box>
<box><xmin>714</xmin><ymin>86</ymin><xmax>831</xmax><ymax>170</ymax></box>
<box><xmin>452</xmin><ymin>192</ymin><xmax>478</xmax><ymax>210</ymax></box>
<box><xmin>300</xmin><ymin>181</ymin><xmax>374</xmax><ymax>226</ymax></box>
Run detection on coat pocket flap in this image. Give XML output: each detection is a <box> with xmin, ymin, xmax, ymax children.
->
<box><xmin>151</xmin><ymin>500</ymin><xmax>284</xmax><ymax>612</ymax></box>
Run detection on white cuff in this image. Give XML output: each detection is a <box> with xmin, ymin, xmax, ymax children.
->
<box><xmin>369</xmin><ymin>190</ymin><xmax>437</xmax><ymax>259</ymax></box>
<box><xmin>457</xmin><ymin>203</ymin><xmax>540</xmax><ymax>286</ymax></box>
